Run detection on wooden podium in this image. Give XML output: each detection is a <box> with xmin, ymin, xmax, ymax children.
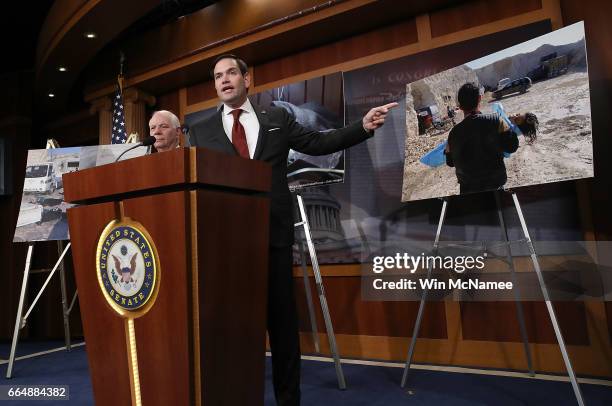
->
<box><xmin>63</xmin><ymin>147</ymin><xmax>271</xmax><ymax>406</ymax></box>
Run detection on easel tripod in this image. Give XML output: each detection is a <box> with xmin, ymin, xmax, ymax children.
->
<box><xmin>400</xmin><ymin>190</ymin><xmax>585</xmax><ymax>406</ymax></box>
<box><xmin>5</xmin><ymin>139</ymin><xmax>79</xmax><ymax>379</ymax></box>
<box><xmin>6</xmin><ymin>242</ymin><xmax>78</xmax><ymax>379</ymax></box>
<box><xmin>294</xmin><ymin>193</ymin><xmax>346</xmax><ymax>389</ymax></box>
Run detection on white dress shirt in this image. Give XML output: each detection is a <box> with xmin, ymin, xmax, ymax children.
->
<box><xmin>221</xmin><ymin>99</ymin><xmax>260</xmax><ymax>159</ymax></box>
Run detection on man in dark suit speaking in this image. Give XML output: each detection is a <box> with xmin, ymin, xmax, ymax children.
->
<box><xmin>189</xmin><ymin>54</ymin><xmax>397</xmax><ymax>406</ymax></box>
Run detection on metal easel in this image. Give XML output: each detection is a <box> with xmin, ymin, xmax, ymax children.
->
<box><xmin>400</xmin><ymin>190</ymin><xmax>584</xmax><ymax>406</ymax></box>
<box><xmin>294</xmin><ymin>194</ymin><xmax>346</xmax><ymax>389</ymax></box>
<box><xmin>6</xmin><ymin>140</ymin><xmax>79</xmax><ymax>379</ymax></box>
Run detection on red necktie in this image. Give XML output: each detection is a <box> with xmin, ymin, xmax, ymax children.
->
<box><xmin>231</xmin><ymin>109</ymin><xmax>249</xmax><ymax>158</ymax></box>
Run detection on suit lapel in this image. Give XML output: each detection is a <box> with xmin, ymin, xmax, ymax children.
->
<box><xmin>211</xmin><ymin>108</ymin><xmax>237</xmax><ymax>156</ymax></box>
<box><xmin>252</xmin><ymin>102</ymin><xmax>269</xmax><ymax>160</ymax></box>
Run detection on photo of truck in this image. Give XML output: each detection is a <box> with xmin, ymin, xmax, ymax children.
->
<box><xmin>53</xmin><ymin>157</ymin><xmax>79</xmax><ymax>189</ymax></box>
<box><xmin>528</xmin><ymin>52</ymin><xmax>569</xmax><ymax>81</ymax></box>
<box><xmin>23</xmin><ymin>162</ymin><xmax>55</xmax><ymax>193</ymax></box>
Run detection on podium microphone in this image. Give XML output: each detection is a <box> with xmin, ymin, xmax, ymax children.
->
<box><xmin>114</xmin><ymin>136</ymin><xmax>157</xmax><ymax>163</ymax></box>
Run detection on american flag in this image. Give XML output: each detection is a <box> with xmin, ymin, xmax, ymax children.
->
<box><xmin>111</xmin><ymin>84</ymin><xmax>127</xmax><ymax>144</ymax></box>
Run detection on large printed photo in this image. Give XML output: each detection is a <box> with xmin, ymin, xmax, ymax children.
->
<box><xmin>402</xmin><ymin>22</ymin><xmax>592</xmax><ymax>201</ymax></box>
<box><xmin>13</xmin><ymin>144</ymin><xmax>148</xmax><ymax>242</ymax></box>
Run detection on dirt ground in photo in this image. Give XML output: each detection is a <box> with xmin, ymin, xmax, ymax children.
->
<box><xmin>402</xmin><ymin>71</ymin><xmax>593</xmax><ymax>201</ymax></box>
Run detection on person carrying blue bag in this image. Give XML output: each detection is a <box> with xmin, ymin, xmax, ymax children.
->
<box><xmin>433</xmin><ymin>82</ymin><xmax>538</xmax><ymax>194</ymax></box>
<box><xmin>419</xmin><ymin>87</ymin><xmax>539</xmax><ymax>168</ymax></box>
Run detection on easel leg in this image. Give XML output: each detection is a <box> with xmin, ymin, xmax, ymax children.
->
<box><xmin>296</xmin><ymin>195</ymin><xmax>346</xmax><ymax>390</ymax></box>
<box><xmin>495</xmin><ymin>191</ymin><xmax>534</xmax><ymax>376</ymax></box>
<box><xmin>68</xmin><ymin>291</ymin><xmax>79</xmax><ymax>315</ymax></box>
<box><xmin>6</xmin><ymin>243</ymin><xmax>35</xmax><ymax>379</ymax></box>
<box><xmin>21</xmin><ymin>242</ymin><xmax>71</xmax><ymax>323</ymax></box>
<box><xmin>511</xmin><ymin>192</ymin><xmax>584</xmax><ymax>405</ymax></box>
<box><xmin>299</xmin><ymin>240</ymin><xmax>321</xmax><ymax>353</ymax></box>
<box><xmin>57</xmin><ymin>240</ymin><xmax>72</xmax><ymax>352</ymax></box>
<box><xmin>401</xmin><ymin>198</ymin><xmax>449</xmax><ymax>387</ymax></box>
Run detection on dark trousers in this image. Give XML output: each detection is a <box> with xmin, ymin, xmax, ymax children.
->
<box><xmin>268</xmin><ymin>246</ymin><xmax>301</xmax><ymax>406</ymax></box>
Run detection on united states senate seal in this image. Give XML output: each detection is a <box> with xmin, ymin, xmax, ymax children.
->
<box><xmin>96</xmin><ymin>218</ymin><xmax>160</xmax><ymax>317</ymax></box>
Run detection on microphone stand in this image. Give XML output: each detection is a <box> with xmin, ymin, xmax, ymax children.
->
<box><xmin>114</xmin><ymin>137</ymin><xmax>156</xmax><ymax>163</ymax></box>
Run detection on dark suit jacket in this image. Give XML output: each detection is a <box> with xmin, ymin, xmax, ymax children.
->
<box><xmin>189</xmin><ymin>101</ymin><xmax>373</xmax><ymax>247</ymax></box>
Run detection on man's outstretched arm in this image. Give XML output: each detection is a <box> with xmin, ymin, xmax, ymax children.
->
<box><xmin>362</xmin><ymin>102</ymin><xmax>399</xmax><ymax>131</ymax></box>
<box><xmin>289</xmin><ymin>102</ymin><xmax>399</xmax><ymax>155</ymax></box>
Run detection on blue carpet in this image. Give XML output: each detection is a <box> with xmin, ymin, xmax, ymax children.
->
<box><xmin>0</xmin><ymin>341</ymin><xmax>91</xmax><ymax>405</ymax></box>
<box><xmin>1</xmin><ymin>341</ymin><xmax>611</xmax><ymax>405</ymax></box>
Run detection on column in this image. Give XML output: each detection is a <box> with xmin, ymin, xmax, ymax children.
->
<box><xmin>123</xmin><ymin>87</ymin><xmax>156</xmax><ymax>141</ymax></box>
<box><xmin>89</xmin><ymin>96</ymin><xmax>113</xmax><ymax>145</ymax></box>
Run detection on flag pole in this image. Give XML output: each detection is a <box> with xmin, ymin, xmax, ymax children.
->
<box><xmin>118</xmin><ymin>51</ymin><xmax>126</xmax><ymax>93</ymax></box>
<box><xmin>111</xmin><ymin>51</ymin><xmax>129</xmax><ymax>145</ymax></box>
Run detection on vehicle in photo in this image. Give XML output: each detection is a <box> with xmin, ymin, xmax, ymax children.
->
<box><xmin>53</xmin><ymin>157</ymin><xmax>80</xmax><ymax>189</ymax></box>
<box><xmin>23</xmin><ymin>162</ymin><xmax>55</xmax><ymax>193</ymax></box>
<box><xmin>492</xmin><ymin>76</ymin><xmax>532</xmax><ymax>99</ymax></box>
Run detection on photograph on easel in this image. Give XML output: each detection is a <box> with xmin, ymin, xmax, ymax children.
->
<box><xmin>401</xmin><ymin>21</ymin><xmax>592</xmax><ymax>202</ymax></box>
<box><xmin>13</xmin><ymin>144</ymin><xmax>147</xmax><ymax>242</ymax></box>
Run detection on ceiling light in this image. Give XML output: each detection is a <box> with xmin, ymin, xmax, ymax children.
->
<box><xmin>58</xmin><ymin>66</ymin><xmax>67</xmax><ymax>72</ymax></box>
<box><xmin>85</xmin><ymin>32</ymin><xmax>97</xmax><ymax>39</ymax></box>
<box><xmin>48</xmin><ymin>93</ymin><xmax>55</xmax><ymax>98</ymax></box>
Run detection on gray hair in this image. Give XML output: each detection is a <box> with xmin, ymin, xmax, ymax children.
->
<box><xmin>152</xmin><ymin>110</ymin><xmax>181</xmax><ymax>129</ymax></box>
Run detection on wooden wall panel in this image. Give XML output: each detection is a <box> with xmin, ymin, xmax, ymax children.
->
<box><xmin>82</xmin><ymin>0</ymin><xmax>462</xmax><ymax>99</ymax></box>
<box><xmin>430</xmin><ymin>0</ymin><xmax>543</xmax><ymax>37</ymax></box>
<box><xmin>559</xmin><ymin>0</ymin><xmax>612</xmax><ymax>342</ymax></box>
<box><xmin>295</xmin><ymin>276</ymin><xmax>447</xmax><ymax>339</ymax></box>
<box><xmin>253</xmin><ymin>19</ymin><xmax>418</xmax><ymax>86</ymax></box>
<box><xmin>460</xmin><ymin>302</ymin><xmax>589</xmax><ymax>345</ymax></box>
<box><xmin>155</xmin><ymin>90</ymin><xmax>180</xmax><ymax>118</ymax></box>
<box><xmin>187</xmin><ymin>81</ymin><xmax>216</xmax><ymax>107</ymax></box>
<box><xmin>560</xmin><ymin>0</ymin><xmax>612</xmax><ymax>244</ymax></box>
<box><xmin>153</xmin><ymin>90</ymin><xmax>185</xmax><ymax>145</ymax></box>
<box><xmin>560</xmin><ymin>0</ymin><xmax>612</xmax><ymax>80</ymax></box>
<box><xmin>85</xmin><ymin>0</ymin><xmax>327</xmax><ymax>86</ymax></box>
